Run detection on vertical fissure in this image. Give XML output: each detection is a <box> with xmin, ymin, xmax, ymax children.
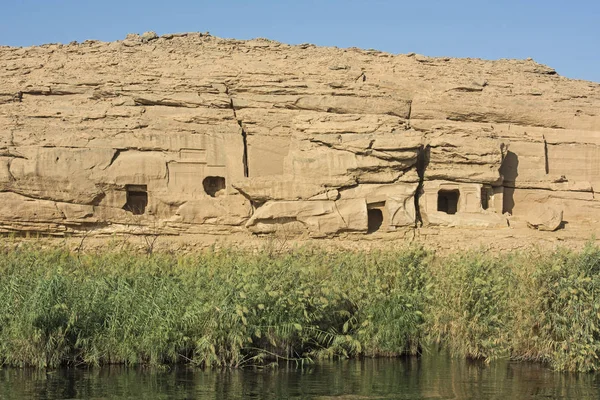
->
<box><xmin>227</xmin><ymin>90</ymin><xmax>249</xmax><ymax>178</ymax></box>
<box><xmin>543</xmin><ymin>135</ymin><xmax>549</xmax><ymax>174</ymax></box>
<box><xmin>240</xmin><ymin>125</ymin><xmax>249</xmax><ymax>178</ymax></box>
<box><xmin>414</xmin><ymin>145</ymin><xmax>429</xmax><ymax>227</ymax></box>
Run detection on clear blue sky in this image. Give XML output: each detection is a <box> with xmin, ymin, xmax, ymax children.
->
<box><xmin>1</xmin><ymin>0</ymin><xmax>599</xmax><ymax>82</ymax></box>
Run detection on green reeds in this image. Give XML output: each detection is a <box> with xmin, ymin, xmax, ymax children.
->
<box><xmin>0</xmin><ymin>242</ymin><xmax>599</xmax><ymax>371</ymax></box>
<box><xmin>427</xmin><ymin>243</ymin><xmax>600</xmax><ymax>372</ymax></box>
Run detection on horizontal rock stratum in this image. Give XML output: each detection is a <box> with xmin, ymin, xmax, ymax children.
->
<box><xmin>0</xmin><ymin>32</ymin><xmax>599</xmax><ymax>243</ymax></box>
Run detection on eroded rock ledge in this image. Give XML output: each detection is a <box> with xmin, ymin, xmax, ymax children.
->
<box><xmin>0</xmin><ymin>32</ymin><xmax>599</xmax><ymax>239</ymax></box>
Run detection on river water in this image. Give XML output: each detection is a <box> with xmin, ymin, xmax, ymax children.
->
<box><xmin>1</xmin><ymin>352</ymin><xmax>599</xmax><ymax>399</ymax></box>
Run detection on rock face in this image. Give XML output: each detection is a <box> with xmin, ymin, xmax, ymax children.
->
<box><xmin>0</xmin><ymin>33</ymin><xmax>599</xmax><ymax>238</ymax></box>
<box><xmin>527</xmin><ymin>207</ymin><xmax>563</xmax><ymax>232</ymax></box>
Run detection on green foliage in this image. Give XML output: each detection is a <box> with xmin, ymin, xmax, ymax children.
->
<box><xmin>428</xmin><ymin>251</ymin><xmax>514</xmax><ymax>362</ymax></box>
<box><xmin>512</xmin><ymin>244</ymin><xmax>600</xmax><ymax>372</ymax></box>
<box><xmin>0</xmin><ymin>245</ymin><xmax>430</xmax><ymax>369</ymax></box>
<box><xmin>1</xmin><ymin>242</ymin><xmax>600</xmax><ymax>372</ymax></box>
<box><xmin>428</xmin><ymin>242</ymin><xmax>600</xmax><ymax>372</ymax></box>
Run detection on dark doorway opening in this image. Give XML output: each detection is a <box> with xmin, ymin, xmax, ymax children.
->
<box><xmin>367</xmin><ymin>201</ymin><xmax>385</xmax><ymax>233</ymax></box>
<box><xmin>203</xmin><ymin>176</ymin><xmax>226</xmax><ymax>197</ymax></box>
<box><xmin>124</xmin><ymin>185</ymin><xmax>148</xmax><ymax>215</ymax></box>
<box><xmin>437</xmin><ymin>189</ymin><xmax>459</xmax><ymax>215</ymax></box>
<box><xmin>367</xmin><ymin>209</ymin><xmax>384</xmax><ymax>233</ymax></box>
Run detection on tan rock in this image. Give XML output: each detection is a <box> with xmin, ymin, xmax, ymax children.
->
<box><xmin>527</xmin><ymin>206</ymin><xmax>563</xmax><ymax>232</ymax></box>
<box><xmin>0</xmin><ymin>192</ymin><xmax>63</xmax><ymax>222</ymax></box>
<box><xmin>233</xmin><ymin>176</ymin><xmax>326</xmax><ymax>201</ymax></box>
<box><xmin>0</xmin><ymin>33</ymin><xmax>597</xmax><ymax>241</ymax></box>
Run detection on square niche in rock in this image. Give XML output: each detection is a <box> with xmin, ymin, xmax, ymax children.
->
<box><xmin>123</xmin><ymin>185</ymin><xmax>148</xmax><ymax>215</ymax></box>
<box><xmin>437</xmin><ymin>189</ymin><xmax>459</xmax><ymax>215</ymax></box>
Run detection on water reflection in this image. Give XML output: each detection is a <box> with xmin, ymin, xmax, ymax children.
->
<box><xmin>1</xmin><ymin>352</ymin><xmax>599</xmax><ymax>399</ymax></box>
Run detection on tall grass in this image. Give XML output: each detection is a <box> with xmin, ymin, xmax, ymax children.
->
<box><xmin>428</xmin><ymin>243</ymin><xmax>600</xmax><ymax>372</ymax></box>
<box><xmin>428</xmin><ymin>251</ymin><xmax>514</xmax><ymax>361</ymax></box>
<box><xmin>0</xmin><ymin>242</ymin><xmax>599</xmax><ymax>371</ymax></box>
<box><xmin>0</xmin><ymin>245</ymin><xmax>430</xmax><ymax>369</ymax></box>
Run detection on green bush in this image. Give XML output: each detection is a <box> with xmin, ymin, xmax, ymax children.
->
<box><xmin>428</xmin><ymin>251</ymin><xmax>514</xmax><ymax>362</ymax></box>
<box><xmin>512</xmin><ymin>244</ymin><xmax>600</xmax><ymax>372</ymax></box>
<box><xmin>0</xmin><ymin>242</ymin><xmax>599</xmax><ymax>371</ymax></box>
<box><xmin>0</xmin><ymin>245</ymin><xmax>431</xmax><ymax>368</ymax></box>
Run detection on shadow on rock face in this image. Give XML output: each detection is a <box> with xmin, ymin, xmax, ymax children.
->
<box><xmin>500</xmin><ymin>151</ymin><xmax>519</xmax><ymax>214</ymax></box>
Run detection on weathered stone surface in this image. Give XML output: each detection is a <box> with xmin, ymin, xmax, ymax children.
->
<box><xmin>141</xmin><ymin>31</ymin><xmax>159</xmax><ymax>43</ymax></box>
<box><xmin>0</xmin><ymin>33</ymin><xmax>598</xmax><ymax>240</ymax></box>
<box><xmin>246</xmin><ymin>199</ymin><xmax>367</xmax><ymax>236</ymax></box>
<box><xmin>527</xmin><ymin>207</ymin><xmax>563</xmax><ymax>232</ymax></box>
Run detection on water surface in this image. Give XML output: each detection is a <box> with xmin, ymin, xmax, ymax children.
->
<box><xmin>1</xmin><ymin>352</ymin><xmax>599</xmax><ymax>399</ymax></box>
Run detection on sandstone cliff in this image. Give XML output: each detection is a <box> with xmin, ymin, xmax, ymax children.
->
<box><xmin>0</xmin><ymin>32</ymin><xmax>599</xmax><ymax>242</ymax></box>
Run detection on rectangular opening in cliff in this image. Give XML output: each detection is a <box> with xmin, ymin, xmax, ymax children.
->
<box><xmin>367</xmin><ymin>201</ymin><xmax>386</xmax><ymax>233</ymax></box>
<box><xmin>124</xmin><ymin>185</ymin><xmax>148</xmax><ymax>215</ymax></box>
<box><xmin>437</xmin><ymin>190</ymin><xmax>459</xmax><ymax>215</ymax></box>
<box><xmin>203</xmin><ymin>176</ymin><xmax>226</xmax><ymax>197</ymax></box>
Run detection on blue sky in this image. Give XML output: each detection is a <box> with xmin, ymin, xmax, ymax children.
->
<box><xmin>1</xmin><ymin>0</ymin><xmax>599</xmax><ymax>82</ymax></box>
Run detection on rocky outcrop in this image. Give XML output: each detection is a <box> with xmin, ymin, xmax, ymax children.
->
<box><xmin>0</xmin><ymin>33</ymin><xmax>599</xmax><ymax>239</ymax></box>
<box><xmin>527</xmin><ymin>206</ymin><xmax>563</xmax><ymax>232</ymax></box>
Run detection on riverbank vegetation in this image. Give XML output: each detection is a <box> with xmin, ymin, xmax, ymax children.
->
<box><xmin>0</xmin><ymin>241</ymin><xmax>599</xmax><ymax>372</ymax></box>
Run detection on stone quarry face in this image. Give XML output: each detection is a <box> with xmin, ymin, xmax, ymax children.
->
<box><xmin>0</xmin><ymin>33</ymin><xmax>599</xmax><ymax>238</ymax></box>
